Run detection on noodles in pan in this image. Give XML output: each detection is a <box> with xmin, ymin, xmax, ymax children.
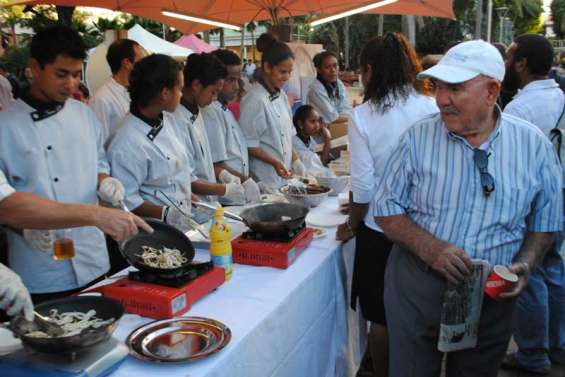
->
<box><xmin>138</xmin><ymin>246</ymin><xmax>187</xmax><ymax>269</ymax></box>
<box><xmin>26</xmin><ymin>309</ymin><xmax>114</xmax><ymax>338</ymax></box>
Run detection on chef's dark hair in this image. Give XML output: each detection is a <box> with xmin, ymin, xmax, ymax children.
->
<box><xmin>106</xmin><ymin>39</ymin><xmax>141</xmax><ymax>74</ymax></box>
<box><xmin>360</xmin><ymin>33</ymin><xmax>429</xmax><ymax>113</ymax></box>
<box><xmin>184</xmin><ymin>52</ymin><xmax>227</xmax><ymax>87</ymax></box>
<box><xmin>129</xmin><ymin>54</ymin><xmax>181</xmax><ymax>108</ymax></box>
<box><xmin>293</xmin><ymin>105</ymin><xmax>317</xmax><ymax>143</ymax></box>
<box><xmin>212</xmin><ymin>49</ymin><xmax>241</xmax><ymax>67</ymax></box>
<box><xmin>257</xmin><ymin>33</ymin><xmax>294</xmax><ymax>67</ymax></box>
<box><xmin>313</xmin><ymin>51</ymin><xmax>338</xmax><ymax>69</ymax></box>
<box><xmin>31</xmin><ymin>25</ymin><xmax>87</xmax><ymax>68</ymax></box>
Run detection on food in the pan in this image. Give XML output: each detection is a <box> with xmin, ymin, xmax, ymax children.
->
<box><xmin>26</xmin><ymin>309</ymin><xmax>114</xmax><ymax>338</ymax></box>
<box><xmin>139</xmin><ymin>246</ymin><xmax>187</xmax><ymax>269</ymax></box>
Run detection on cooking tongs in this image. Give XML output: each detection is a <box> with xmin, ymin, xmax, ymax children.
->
<box><xmin>156</xmin><ymin>190</ymin><xmax>209</xmax><ymax>239</ymax></box>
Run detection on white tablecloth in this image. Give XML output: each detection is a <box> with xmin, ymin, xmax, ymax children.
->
<box><xmin>108</xmin><ymin>197</ymin><xmax>367</xmax><ymax>377</ymax></box>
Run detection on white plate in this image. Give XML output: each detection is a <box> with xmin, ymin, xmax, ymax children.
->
<box><xmin>306</xmin><ymin>212</ymin><xmax>347</xmax><ymax>228</ymax></box>
<box><xmin>311</xmin><ymin>227</ymin><xmax>328</xmax><ymax>239</ymax></box>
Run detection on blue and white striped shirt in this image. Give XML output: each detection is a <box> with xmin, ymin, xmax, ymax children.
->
<box><xmin>373</xmin><ymin>110</ymin><xmax>563</xmax><ymax>266</ymax></box>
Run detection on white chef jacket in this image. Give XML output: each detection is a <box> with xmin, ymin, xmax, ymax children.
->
<box><xmin>350</xmin><ymin>89</ymin><xmax>438</xmax><ymax>232</ymax></box>
<box><xmin>0</xmin><ymin>98</ymin><xmax>110</xmax><ymax>293</ymax></box>
<box><xmin>504</xmin><ymin>79</ymin><xmax>565</xmax><ymax>138</ymax></box>
<box><xmin>89</xmin><ymin>77</ymin><xmax>131</xmax><ymax>148</ymax></box>
<box><xmin>240</xmin><ymin>82</ymin><xmax>295</xmax><ymax>189</ymax></box>
<box><xmin>292</xmin><ymin>135</ymin><xmax>331</xmax><ymax>176</ymax></box>
<box><xmin>202</xmin><ymin>100</ymin><xmax>249</xmax><ymax>177</ymax></box>
<box><xmin>0</xmin><ymin>169</ymin><xmax>15</xmax><ymax>201</ymax></box>
<box><xmin>107</xmin><ymin>112</ymin><xmax>195</xmax><ymax>211</ymax></box>
<box><xmin>306</xmin><ymin>78</ymin><xmax>352</xmax><ymax>124</ymax></box>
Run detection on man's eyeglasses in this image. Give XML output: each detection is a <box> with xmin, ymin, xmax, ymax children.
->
<box><xmin>473</xmin><ymin>149</ymin><xmax>495</xmax><ymax>196</ymax></box>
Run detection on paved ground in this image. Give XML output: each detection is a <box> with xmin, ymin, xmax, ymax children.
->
<box><xmin>356</xmin><ymin>340</ymin><xmax>565</xmax><ymax>377</ymax></box>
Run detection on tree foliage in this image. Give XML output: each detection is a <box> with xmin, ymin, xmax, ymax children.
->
<box><xmin>552</xmin><ymin>0</ymin><xmax>565</xmax><ymax>38</ymax></box>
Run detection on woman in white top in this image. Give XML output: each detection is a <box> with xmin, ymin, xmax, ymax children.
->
<box><xmin>336</xmin><ymin>33</ymin><xmax>438</xmax><ymax>376</ymax></box>
<box><xmin>240</xmin><ymin>34</ymin><xmax>306</xmax><ymax>190</ymax></box>
<box><xmin>108</xmin><ymin>54</ymin><xmax>195</xmax><ymax>233</ymax></box>
<box><xmin>307</xmin><ymin>51</ymin><xmax>352</xmax><ymax>124</ymax></box>
<box><xmin>291</xmin><ymin>105</ymin><xmax>333</xmax><ymax>176</ymax></box>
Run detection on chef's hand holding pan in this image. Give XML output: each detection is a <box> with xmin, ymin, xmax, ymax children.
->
<box><xmin>162</xmin><ymin>202</ymin><xmax>192</xmax><ymax>233</ymax></box>
<box><xmin>23</xmin><ymin>229</ymin><xmax>55</xmax><ymax>253</ymax></box>
<box><xmin>97</xmin><ymin>177</ymin><xmax>125</xmax><ymax>206</ymax></box>
<box><xmin>95</xmin><ymin>206</ymin><xmax>153</xmax><ymax>241</ymax></box>
<box><xmin>0</xmin><ymin>263</ymin><xmax>33</xmax><ymax>321</ymax></box>
<box><xmin>218</xmin><ymin>169</ymin><xmax>241</xmax><ymax>184</ymax></box>
<box><xmin>243</xmin><ymin>178</ymin><xmax>261</xmax><ymax>203</ymax></box>
<box><xmin>224</xmin><ymin>182</ymin><xmax>246</xmax><ymax>205</ymax></box>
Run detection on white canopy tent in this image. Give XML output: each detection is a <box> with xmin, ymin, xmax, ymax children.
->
<box><xmin>85</xmin><ymin>25</ymin><xmax>192</xmax><ymax>94</ymax></box>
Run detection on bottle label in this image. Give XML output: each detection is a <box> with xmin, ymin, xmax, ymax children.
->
<box><xmin>212</xmin><ymin>255</ymin><xmax>232</xmax><ymax>268</ymax></box>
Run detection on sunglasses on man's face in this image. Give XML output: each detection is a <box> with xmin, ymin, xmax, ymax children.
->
<box><xmin>473</xmin><ymin>149</ymin><xmax>495</xmax><ymax>196</ymax></box>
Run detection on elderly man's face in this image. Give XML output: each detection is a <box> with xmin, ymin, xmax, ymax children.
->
<box><xmin>435</xmin><ymin>76</ymin><xmax>500</xmax><ymax>138</ymax></box>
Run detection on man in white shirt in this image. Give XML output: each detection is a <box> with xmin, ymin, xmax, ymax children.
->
<box><xmin>502</xmin><ymin>33</ymin><xmax>565</xmax><ymax>375</ymax></box>
<box><xmin>90</xmin><ymin>39</ymin><xmax>145</xmax><ymax>147</ymax></box>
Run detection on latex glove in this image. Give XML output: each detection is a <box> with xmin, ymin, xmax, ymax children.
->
<box><xmin>224</xmin><ymin>182</ymin><xmax>246</xmax><ymax>205</ymax></box>
<box><xmin>0</xmin><ymin>263</ymin><xmax>33</xmax><ymax>321</ymax></box>
<box><xmin>162</xmin><ymin>203</ymin><xmax>192</xmax><ymax>233</ymax></box>
<box><xmin>242</xmin><ymin>178</ymin><xmax>261</xmax><ymax>203</ymax></box>
<box><xmin>97</xmin><ymin>177</ymin><xmax>125</xmax><ymax>206</ymax></box>
<box><xmin>23</xmin><ymin>229</ymin><xmax>55</xmax><ymax>253</ymax></box>
<box><xmin>218</xmin><ymin>169</ymin><xmax>241</xmax><ymax>184</ymax></box>
<box><xmin>292</xmin><ymin>159</ymin><xmax>306</xmax><ymax>177</ymax></box>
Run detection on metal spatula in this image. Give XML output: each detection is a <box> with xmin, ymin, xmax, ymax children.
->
<box><xmin>33</xmin><ymin>310</ymin><xmax>64</xmax><ymax>337</ymax></box>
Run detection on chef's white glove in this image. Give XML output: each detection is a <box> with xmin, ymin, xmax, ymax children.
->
<box><xmin>292</xmin><ymin>159</ymin><xmax>306</xmax><ymax>177</ymax></box>
<box><xmin>97</xmin><ymin>177</ymin><xmax>125</xmax><ymax>206</ymax></box>
<box><xmin>242</xmin><ymin>178</ymin><xmax>261</xmax><ymax>203</ymax></box>
<box><xmin>224</xmin><ymin>182</ymin><xmax>246</xmax><ymax>205</ymax></box>
<box><xmin>218</xmin><ymin>169</ymin><xmax>241</xmax><ymax>184</ymax></box>
<box><xmin>23</xmin><ymin>229</ymin><xmax>55</xmax><ymax>253</ymax></box>
<box><xmin>0</xmin><ymin>263</ymin><xmax>33</xmax><ymax>321</ymax></box>
<box><xmin>162</xmin><ymin>203</ymin><xmax>191</xmax><ymax>232</ymax></box>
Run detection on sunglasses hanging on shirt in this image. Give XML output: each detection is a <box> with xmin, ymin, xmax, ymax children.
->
<box><xmin>473</xmin><ymin>148</ymin><xmax>495</xmax><ymax>196</ymax></box>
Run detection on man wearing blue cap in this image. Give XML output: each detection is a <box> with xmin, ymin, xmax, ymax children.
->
<box><xmin>373</xmin><ymin>40</ymin><xmax>563</xmax><ymax>377</ymax></box>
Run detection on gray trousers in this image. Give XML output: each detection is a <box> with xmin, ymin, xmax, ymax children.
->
<box><xmin>384</xmin><ymin>245</ymin><xmax>516</xmax><ymax>377</ymax></box>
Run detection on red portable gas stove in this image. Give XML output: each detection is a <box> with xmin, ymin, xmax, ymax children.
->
<box><xmin>86</xmin><ymin>262</ymin><xmax>225</xmax><ymax>320</ymax></box>
<box><xmin>232</xmin><ymin>225</ymin><xmax>314</xmax><ymax>269</ymax></box>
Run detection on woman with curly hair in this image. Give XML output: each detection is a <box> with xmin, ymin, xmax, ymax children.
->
<box><xmin>336</xmin><ymin>33</ymin><xmax>438</xmax><ymax>376</ymax></box>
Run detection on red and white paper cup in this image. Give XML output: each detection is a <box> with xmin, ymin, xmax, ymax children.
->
<box><xmin>485</xmin><ymin>265</ymin><xmax>519</xmax><ymax>298</ymax></box>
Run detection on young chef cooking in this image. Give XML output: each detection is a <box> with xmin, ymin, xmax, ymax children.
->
<box><xmin>0</xmin><ymin>25</ymin><xmax>127</xmax><ymax>303</ymax></box>
<box><xmin>292</xmin><ymin>104</ymin><xmax>333</xmax><ymax>176</ymax></box>
<box><xmin>171</xmin><ymin>52</ymin><xmax>246</xmax><ymax>206</ymax></box>
<box><xmin>201</xmin><ymin>49</ymin><xmax>261</xmax><ymax>204</ymax></box>
<box><xmin>240</xmin><ymin>33</ymin><xmax>306</xmax><ymax>190</ymax></box>
<box><xmin>306</xmin><ymin>51</ymin><xmax>352</xmax><ymax>124</ymax></box>
<box><xmin>335</xmin><ymin>33</ymin><xmax>438</xmax><ymax>376</ymax></box>
<box><xmin>107</xmin><ymin>54</ymin><xmax>194</xmax><ymax>233</ymax></box>
<box><xmin>90</xmin><ymin>39</ymin><xmax>145</xmax><ymax>147</ymax></box>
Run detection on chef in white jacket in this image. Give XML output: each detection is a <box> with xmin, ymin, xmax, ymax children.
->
<box><xmin>240</xmin><ymin>35</ymin><xmax>306</xmax><ymax>190</ymax></box>
<box><xmin>0</xmin><ymin>26</ymin><xmax>126</xmax><ymax>302</ymax></box>
<box><xmin>202</xmin><ymin>49</ymin><xmax>260</xmax><ymax>203</ymax></box>
<box><xmin>90</xmin><ymin>39</ymin><xmax>145</xmax><ymax>147</ymax></box>
<box><xmin>108</xmin><ymin>54</ymin><xmax>196</xmax><ymax>233</ymax></box>
<box><xmin>171</xmin><ymin>53</ymin><xmax>246</xmax><ymax>206</ymax></box>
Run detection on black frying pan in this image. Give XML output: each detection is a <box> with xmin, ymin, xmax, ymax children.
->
<box><xmin>238</xmin><ymin>203</ymin><xmax>309</xmax><ymax>234</ymax></box>
<box><xmin>9</xmin><ymin>296</ymin><xmax>124</xmax><ymax>354</ymax></box>
<box><xmin>120</xmin><ymin>218</ymin><xmax>196</xmax><ymax>278</ymax></box>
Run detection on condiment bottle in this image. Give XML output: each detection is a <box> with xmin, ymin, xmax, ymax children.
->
<box><xmin>209</xmin><ymin>207</ymin><xmax>233</xmax><ymax>281</ymax></box>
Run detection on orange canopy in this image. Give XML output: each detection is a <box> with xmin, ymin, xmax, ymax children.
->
<box><xmin>4</xmin><ymin>0</ymin><xmax>454</xmax><ymax>34</ymax></box>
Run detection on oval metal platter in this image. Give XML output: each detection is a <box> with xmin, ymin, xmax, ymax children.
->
<box><xmin>126</xmin><ymin>317</ymin><xmax>231</xmax><ymax>363</ymax></box>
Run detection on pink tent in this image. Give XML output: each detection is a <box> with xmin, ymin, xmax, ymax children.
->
<box><xmin>175</xmin><ymin>35</ymin><xmax>217</xmax><ymax>53</ymax></box>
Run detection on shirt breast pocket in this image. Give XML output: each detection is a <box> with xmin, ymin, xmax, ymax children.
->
<box><xmin>499</xmin><ymin>187</ymin><xmax>536</xmax><ymax>232</ymax></box>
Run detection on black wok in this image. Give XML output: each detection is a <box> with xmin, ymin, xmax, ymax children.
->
<box><xmin>236</xmin><ymin>203</ymin><xmax>309</xmax><ymax>235</ymax></box>
<box><xmin>9</xmin><ymin>296</ymin><xmax>124</xmax><ymax>354</ymax></box>
<box><xmin>120</xmin><ymin>218</ymin><xmax>196</xmax><ymax>278</ymax></box>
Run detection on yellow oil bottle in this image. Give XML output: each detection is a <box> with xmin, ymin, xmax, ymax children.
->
<box><xmin>209</xmin><ymin>207</ymin><xmax>233</xmax><ymax>281</ymax></box>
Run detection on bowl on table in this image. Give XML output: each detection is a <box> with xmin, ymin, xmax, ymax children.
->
<box><xmin>279</xmin><ymin>184</ymin><xmax>332</xmax><ymax>208</ymax></box>
<box><xmin>313</xmin><ymin>175</ymin><xmax>349</xmax><ymax>196</ymax></box>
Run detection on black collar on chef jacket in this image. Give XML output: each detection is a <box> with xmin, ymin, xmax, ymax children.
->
<box><xmin>180</xmin><ymin>97</ymin><xmax>199</xmax><ymax>123</ymax></box>
<box><xmin>21</xmin><ymin>90</ymin><xmax>65</xmax><ymax>122</ymax></box>
<box><xmin>218</xmin><ymin>97</ymin><xmax>228</xmax><ymax>111</ymax></box>
<box><xmin>130</xmin><ymin>104</ymin><xmax>164</xmax><ymax>141</ymax></box>
<box><xmin>258</xmin><ymin>77</ymin><xmax>280</xmax><ymax>102</ymax></box>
